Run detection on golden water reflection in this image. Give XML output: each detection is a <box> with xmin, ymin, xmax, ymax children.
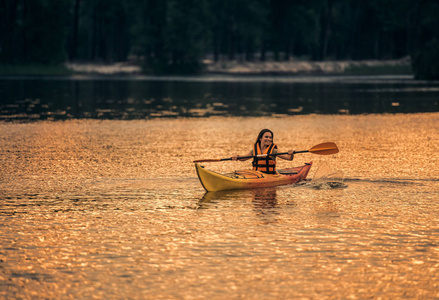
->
<box><xmin>1</xmin><ymin>113</ymin><xmax>439</xmax><ymax>299</ymax></box>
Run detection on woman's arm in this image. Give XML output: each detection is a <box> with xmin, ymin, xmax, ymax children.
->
<box><xmin>232</xmin><ymin>150</ymin><xmax>253</xmax><ymax>161</ymax></box>
<box><xmin>276</xmin><ymin>149</ymin><xmax>295</xmax><ymax>161</ymax></box>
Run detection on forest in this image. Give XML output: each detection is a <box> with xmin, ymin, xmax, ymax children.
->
<box><xmin>1</xmin><ymin>0</ymin><xmax>439</xmax><ymax>78</ymax></box>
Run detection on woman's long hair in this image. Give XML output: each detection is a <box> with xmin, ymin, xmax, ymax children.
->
<box><xmin>255</xmin><ymin>129</ymin><xmax>274</xmax><ymax>145</ymax></box>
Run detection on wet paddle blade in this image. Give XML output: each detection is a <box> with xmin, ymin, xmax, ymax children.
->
<box><xmin>308</xmin><ymin>142</ymin><xmax>339</xmax><ymax>155</ymax></box>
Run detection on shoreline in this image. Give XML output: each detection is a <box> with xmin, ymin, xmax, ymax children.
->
<box><xmin>204</xmin><ymin>57</ymin><xmax>411</xmax><ymax>75</ymax></box>
<box><xmin>0</xmin><ymin>58</ymin><xmax>412</xmax><ymax>76</ymax></box>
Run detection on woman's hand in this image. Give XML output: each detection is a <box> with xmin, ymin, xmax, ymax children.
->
<box><xmin>277</xmin><ymin>150</ymin><xmax>295</xmax><ymax>161</ymax></box>
<box><xmin>232</xmin><ymin>151</ymin><xmax>253</xmax><ymax>161</ymax></box>
<box><xmin>286</xmin><ymin>150</ymin><xmax>295</xmax><ymax>161</ymax></box>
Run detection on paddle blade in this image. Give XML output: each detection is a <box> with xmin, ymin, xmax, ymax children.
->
<box><xmin>309</xmin><ymin>142</ymin><xmax>339</xmax><ymax>155</ymax></box>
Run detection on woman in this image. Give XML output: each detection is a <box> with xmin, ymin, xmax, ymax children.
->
<box><xmin>232</xmin><ymin>129</ymin><xmax>295</xmax><ymax>174</ymax></box>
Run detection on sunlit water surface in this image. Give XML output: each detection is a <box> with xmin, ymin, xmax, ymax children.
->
<box><xmin>1</xmin><ymin>114</ymin><xmax>439</xmax><ymax>299</ymax></box>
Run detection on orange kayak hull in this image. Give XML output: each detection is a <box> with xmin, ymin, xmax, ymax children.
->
<box><xmin>195</xmin><ymin>162</ymin><xmax>312</xmax><ymax>192</ymax></box>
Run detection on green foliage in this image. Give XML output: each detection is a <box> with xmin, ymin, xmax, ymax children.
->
<box><xmin>281</xmin><ymin>2</ymin><xmax>319</xmax><ymax>60</ymax></box>
<box><xmin>0</xmin><ymin>63</ymin><xmax>72</xmax><ymax>75</ymax></box>
<box><xmin>412</xmin><ymin>39</ymin><xmax>439</xmax><ymax>80</ymax></box>
<box><xmin>0</xmin><ymin>0</ymin><xmax>438</xmax><ymax>76</ymax></box>
<box><xmin>344</xmin><ymin>64</ymin><xmax>412</xmax><ymax>75</ymax></box>
<box><xmin>73</xmin><ymin>0</ymin><xmax>130</xmax><ymax>61</ymax></box>
<box><xmin>207</xmin><ymin>0</ymin><xmax>270</xmax><ymax>61</ymax></box>
<box><xmin>0</xmin><ymin>0</ymin><xmax>70</xmax><ymax>64</ymax></box>
<box><xmin>409</xmin><ymin>0</ymin><xmax>439</xmax><ymax>80</ymax></box>
<box><xmin>129</xmin><ymin>0</ymin><xmax>211</xmax><ymax>74</ymax></box>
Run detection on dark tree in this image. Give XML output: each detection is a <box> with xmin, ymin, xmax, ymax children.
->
<box><xmin>1</xmin><ymin>0</ymin><xmax>438</xmax><ymax>77</ymax></box>
<box><xmin>409</xmin><ymin>0</ymin><xmax>439</xmax><ymax>79</ymax></box>
<box><xmin>0</xmin><ymin>0</ymin><xmax>70</xmax><ymax>64</ymax></box>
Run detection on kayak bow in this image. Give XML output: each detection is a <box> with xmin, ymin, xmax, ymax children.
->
<box><xmin>195</xmin><ymin>162</ymin><xmax>312</xmax><ymax>192</ymax></box>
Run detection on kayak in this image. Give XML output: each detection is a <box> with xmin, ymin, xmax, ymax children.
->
<box><xmin>195</xmin><ymin>162</ymin><xmax>312</xmax><ymax>192</ymax></box>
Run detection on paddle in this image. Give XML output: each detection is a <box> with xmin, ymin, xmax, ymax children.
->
<box><xmin>193</xmin><ymin>142</ymin><xmax>339</xmax><ymax>163</ymax></box>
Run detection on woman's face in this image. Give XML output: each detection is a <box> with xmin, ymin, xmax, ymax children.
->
<box><xmin>260</xmin><ymin>132</ymin><xmax>273</xmax><ymax>146</ymax></box>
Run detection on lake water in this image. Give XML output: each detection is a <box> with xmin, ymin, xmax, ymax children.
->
<box><xmin>0</xmin><ymin>75</ymin><xmax>438</xmax><ymax>120</ymax></box>
<box><xmin>1</xmin><ymin>75</ymin><xmax>439</xmax><ymax>299</ymax></box>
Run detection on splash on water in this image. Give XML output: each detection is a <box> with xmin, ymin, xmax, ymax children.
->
<box><xmin>308</xmin><ymin>162</ymin><xmax>348</xmax><ymax>189</ymax></box>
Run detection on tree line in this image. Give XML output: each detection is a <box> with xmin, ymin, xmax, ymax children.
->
<box><xmin>1</xmin><ymin>0</ymin><xmax>438</xmax><ymax>78</ymax></box>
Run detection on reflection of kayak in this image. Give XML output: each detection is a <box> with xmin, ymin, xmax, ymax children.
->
<box><xmin>195</xmin><ymin>162</ymin><xmax>312</xmax><ymax>192</ymax></box>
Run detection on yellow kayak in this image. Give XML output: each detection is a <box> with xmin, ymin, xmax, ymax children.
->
<box><xmin>195</xmin><ymin>162</ymin><xmax>312</xmax><ymax>192</ymax></box>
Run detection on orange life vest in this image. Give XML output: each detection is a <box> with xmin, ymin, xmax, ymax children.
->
<box><xmin>252</xmin><ymin>143</ymin><xmax>277</xmax><ymax>174</ymax></box>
